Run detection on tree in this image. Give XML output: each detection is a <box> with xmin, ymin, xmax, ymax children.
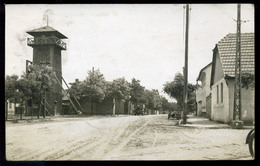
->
<box><xmin>19</xmin><ymin>64</ymin><xmax>57</xmax><ymax>118</ymax></box>
<box><xmin>241</xmin><ymin>73</ymin><xmax>255</xmax><ymax>89</ymax></box>
<box><xmin>145</xmin><ymin>89</ymin><xmax>162</xmax><ymax>111</ymax></box>
<box><xmin>106</xmin><ymin>77</ymin><xmax>131</xmax><ymax>115</ymax></box>
<box><xmin>69</xmin><ymin>78</ymin><xmax>82</xmax><ymax>100</ymax></box>
<box><xmin>5</xmin><ymin>75</ymin><xmax>20</xmax><ymax>120</ymax></box>
<box><xmin>106</xmin><ymin>77</ymin><xmax>131</xmax><ymax>102</ymax></box>
<box><xmin>163</xmin><ymin>72</ymin><xmax>197</xmax><ymax>113</ymax></box>
<box><xmin>129</xmin><ymin>78</ymin><xmax>146</xmax><ymax>105</ymax></box>
<box><xmin>161</xmin><ymin>97</ymin><xmax>180</xmax><ymax>113</ymax></box>
<box><xmin>163</xmin><ymin>72</ymin><xmax>184</xmax><ymax>107</ymax></box>
<box><xmin>5</xmin><ymin>75</ymin><xmax>19</xmax><ymax>103</ymax></box>
<box><xmin>80</xmin><ymin>69</ymin><xmax>107</xmax><ymax>114</ymax></box>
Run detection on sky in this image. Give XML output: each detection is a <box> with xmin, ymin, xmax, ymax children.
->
<box><xmin>5</xmin><ymin>4</ymin><xmax>254</xmax><ymax>102</ymax></box>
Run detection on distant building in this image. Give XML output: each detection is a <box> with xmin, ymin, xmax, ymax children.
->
<box><xmin>210</xmin><ymin>33</ymin><xmax>254</xmax><ymax>124</ymax></box>
<box><xmin>196</xmin><ymin>62</ymin><xmax>212</xmax><ymax>118</ymax></box>
<box><xmin>6</xmin><ymin>102</ymin><xmax>16</xmax><ymax>115</ymax></box>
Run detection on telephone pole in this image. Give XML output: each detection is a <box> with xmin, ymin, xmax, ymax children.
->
<box><xmin>232</xmin><ymin>4</ymin><xmax>243</xmax><ymax>128</ymax></box>
<box><xmin>183</xmin><ymin>4</ymin><xmax>190</xmax><ymax>124</ymax></box>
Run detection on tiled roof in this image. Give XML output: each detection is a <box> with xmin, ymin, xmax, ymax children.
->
<box><xmin>217</xmin><ymin>33</ymin><xmax>254</xmax><ymax>77</ymax></box>
<box><xmin>27</xmin><ymin>26</ymin><xmax>67</xmax><ymax>39</ymax></box>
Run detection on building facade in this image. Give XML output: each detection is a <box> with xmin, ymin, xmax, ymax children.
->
<box><xmin>210</xmin><ymin>33</ymin><xmax>254</xmax><ymax>124</ymax></box>
<box><xmin>196</xmin><ymin>63</ymin><xmax>212</xmax><ymax>117</ymax></box>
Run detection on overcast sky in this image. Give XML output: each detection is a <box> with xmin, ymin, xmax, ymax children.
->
<box><xmin>5</xmin><ymin>4</ymin><xmax>254</xmax><ymax>102</ymax></box>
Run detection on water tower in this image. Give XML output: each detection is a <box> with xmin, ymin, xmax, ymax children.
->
<box><xmin>27</xmin><ymin>25</ymin><xmax>67</xmax><ymax>115</ymax></box>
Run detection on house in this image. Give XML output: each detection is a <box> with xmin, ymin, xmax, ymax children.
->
<box><xmin>210</xmin><ymin>33</ymin><xmax>254</xmax><ymax>124</ymax></box>
<box><xmin>5</xmin><ymin>102</ymin><xmax>17</xmax><ymax>119</ymax></box>
<box><xmin>196</xmin><ymin>62</ymin><xmax>212</xmax><ymax>118</ymax></box>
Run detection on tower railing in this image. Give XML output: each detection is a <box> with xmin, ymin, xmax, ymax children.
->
<box><xmin>27</xmin><ymin>36</ymin><xmax>66</xmax><ymax>50</ymax></box>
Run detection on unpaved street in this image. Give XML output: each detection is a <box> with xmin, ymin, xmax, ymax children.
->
<box><xmin>6</xmin><ymin>115</ymin><xmax>252</xmax><ymax>160</ymax></box>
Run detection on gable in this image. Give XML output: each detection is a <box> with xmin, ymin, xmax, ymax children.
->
<box><xmin>211</xmin><ymin>48</ymin><xmax>225</xmax><ymax>87</ymax></box>
<box><xmin>197</xmin><ymin>62</ymin><xmax>212</xmax><ymax>82</ymax></box>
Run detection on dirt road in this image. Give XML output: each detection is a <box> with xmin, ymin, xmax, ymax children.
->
<box><xmin>6</xmin><ymin>115</ymin><xmax>252</xmax><ymax>160</ymax></box>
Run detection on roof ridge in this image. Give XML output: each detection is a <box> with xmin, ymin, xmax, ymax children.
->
<box><xmin>217</xmin><ymin>33</ymin><xmax>254</xmax><ymax>45</ymax></box>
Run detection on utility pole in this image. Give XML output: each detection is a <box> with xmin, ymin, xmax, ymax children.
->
<box><xmin>183</xmin><ymin>4</ymin><xmax>190</xmax><ymax>124</ymax></box>
<box><xmin>232</xmin><ymin>4</ymin><xmax>243</xmax><ymax>129</ymax></box>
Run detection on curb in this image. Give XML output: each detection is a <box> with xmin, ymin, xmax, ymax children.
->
<box><xmin>177</xmin><ymin>119</ymin><xmax>231</xmax><ymax>129</ymax></box>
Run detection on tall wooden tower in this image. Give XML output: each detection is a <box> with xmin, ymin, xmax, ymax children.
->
<box><xmin>27</xmin><ymin>25</ymin><xmax>67</xmax><ymax>115</ymax></box>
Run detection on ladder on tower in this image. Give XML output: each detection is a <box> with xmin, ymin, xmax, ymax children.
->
<box><xmin>53</xmin><ymin>74</ymin><xmax>84</xmax><ymax>114</ymax></box>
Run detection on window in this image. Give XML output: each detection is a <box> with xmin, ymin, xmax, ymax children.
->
<box><xmin>221</xmin><ymin>83</ymin><xmax>223</xmax><ymax>103</ymax></box>
<box><xmin>217</xmin><ymin>85</ymin><xmax>219</xmax><ymax>104</ymax></box>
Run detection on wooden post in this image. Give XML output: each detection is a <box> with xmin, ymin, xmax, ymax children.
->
<box><xmin>183</xmin><ymin>4</ymin><xmax>189</xmax><ymax>124</ymax></box>
<box><xmin>113</xmin><ymin>99</ymin><xmax>115</xmax><ymax>116</ymax></box>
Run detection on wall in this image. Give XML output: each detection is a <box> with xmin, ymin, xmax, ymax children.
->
<box><xmin>197</xmin><ymin>100</ymin><xmax>202</xmax><ymax>116</ymax></box>
<box><xmin>211</xmin><ymin>78</ymin><xmax>230</xmax><ymax>123</ymax></box>
<box><xmin>115</xmin><ymin>101</ymin><xmax>125</xmax><ymax>115</ymax></box>
<box><xmin>96</xmin><ymin>99</ymin><xmax>113</xmax><ymax>115</ymax></box>
<box><xmin>227</xmin><ymin>79</ymin><xmax>255</xmax><ymax>124</ymax></box>
<box><xmin>75</xmin><ymin>98</ymin><xmax>126</xmax><ymax>115</ymax></box>
<box><xmin>196</xmin><ymin>88</ymin><xmax>203</xmax><ymax>116</ymax></box>
<box><xmin>206</xmin><ymin>94</ymin><xmax>211</xmax><ymax>119</ymax></box>
<box><xmin>196</xmin><ymin>64</ymin><xmax>212</xmax><ymax>116</ymax></box>
<box><xmin>212</xmin><ymin>52</ymin><xmax>225</xmax><ymax>85</ymax></box>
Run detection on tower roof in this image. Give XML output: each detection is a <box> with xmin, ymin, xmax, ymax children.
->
<box><xmin>26</xmin><ymin>25</ymin><xmax>68</xmax><ymax>39</ymax></box>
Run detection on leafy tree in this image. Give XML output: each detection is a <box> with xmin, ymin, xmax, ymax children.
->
<box><xmin>163</xmin><ymin>72</ymin><xmax>184</xmax><ymax>106</ymax></box>
<box><xmin>163</xmin><ymin>72</ymin><xmax>197</xmax><ymax>113</ymax></box>
<box><xmin>106</xmin><ymin>77</ymin><xmax>131</xmax><ymax>102</ymax></box>
<box><xmin>129</xmin><ymin>78</ymin><xmax>146</xmax><ymax>105</ymax></box>
<box><xmin>106</xmin><ymin>77</ymin><xmax>131</xmax><ymax>115</ymax></box>
<box><xmin>161</xmin><ymin>97</ymin><xmax>180</xmax><ymax>112</ymax></box>
<box><xmin>80</xmin><ymin>69</ymin><xmax>107</xmax><ymax>114</ymax></box>
<box><xmin>241</xmin><ymin>73</ymin><xmax>255</xmax><ymax>89</ymax></box>
<box><xmin>69</xmin><ymin>78</ymin><xmax>82</xmax><ymax>100</ymax></box>
<box><xmin>19</xmin><ymin>64</ymin><xmax>57</xmax><ymax>118</ymax></box>
<box><xmin>145</xmin><ymin>89</ymin><xmax>162</xmax><ymax>111</ymax></box>
<box><xmin>187</xmin><ymin>89</ymin><xmax>197</xmax><ymax>114</ymax></box>
<box><xmin>5</xmin><ymin>75</ymin><xmax>20</xmax><ymax>120</ymax></box>
<box><xmin>5</xmin><ymin>75</ymin><xmax>19</xmax><ymax>103</ymax></box>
